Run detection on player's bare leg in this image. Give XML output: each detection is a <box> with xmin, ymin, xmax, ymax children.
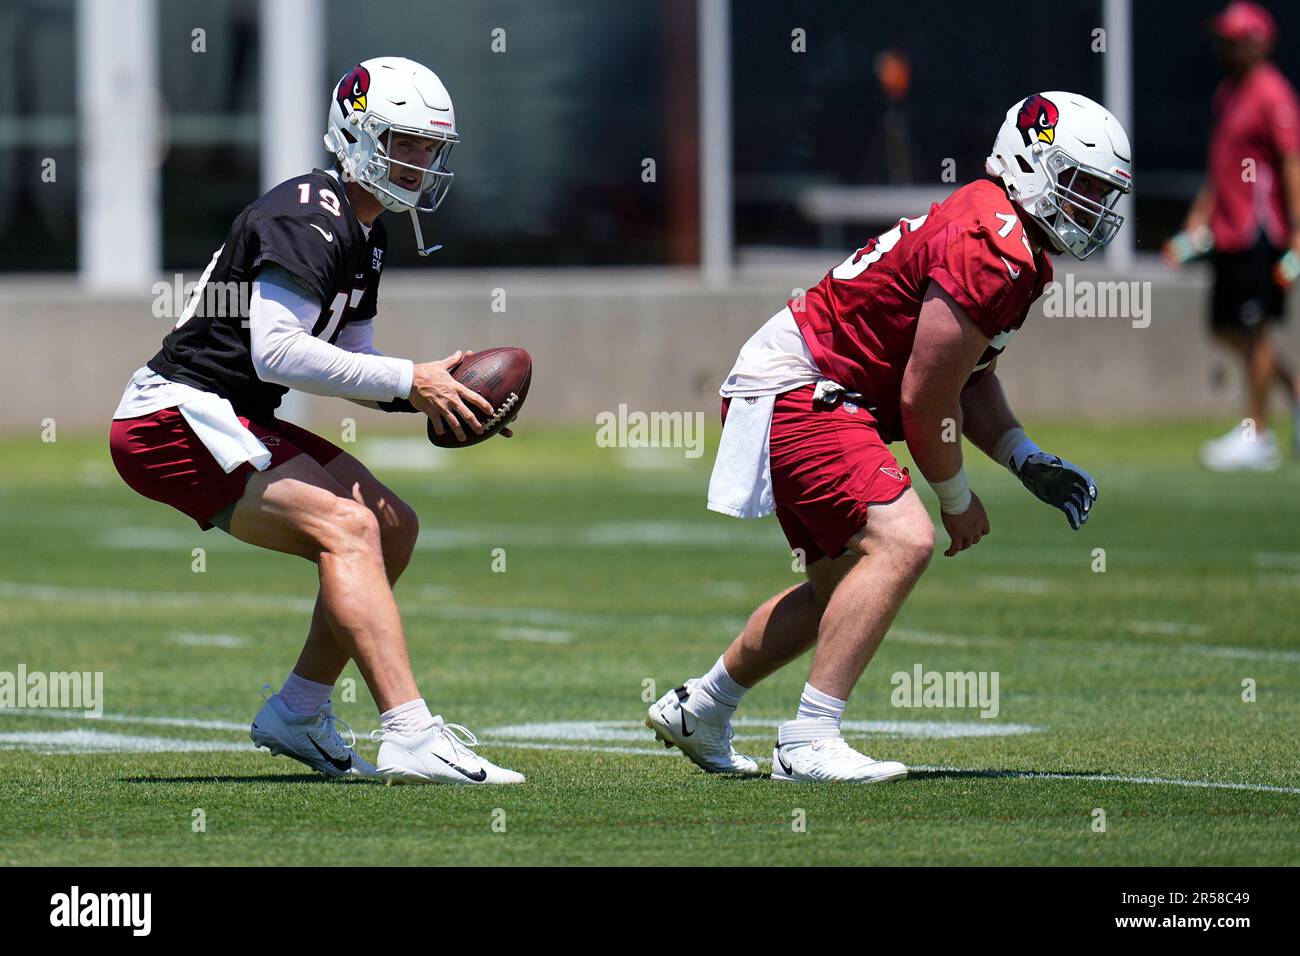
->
<box><xmin>290</xmin><ymin>452</ymin><xmax>421</xmax><ymax>686</ymax></box>
<box><xmin>650</xmin><ymin>538</ymin><xmax>883</xmax><ymax>773</ymax></box>
<box><xmin>772</xmin><ymin>489</ymin><xmax>932</xmax><ymax>783</ymax></box>
<box><xmin>232</xmin><ymin>452</ymin><xmax>523</xmax><ymax>783</ymax></box>
<box><xmin>229</xmin><ymin>453</ymin><xmax>419</xmax><ymax>710</ymax></box>
<box><xmin>718</xmin><ymin>551</ymin><xmax>858</xmax><ymax>686</ymax></box>
<box><xmin>805</xmin><ymin>490</ymin><xmax>933</xmax><ymax>697</ymax></box>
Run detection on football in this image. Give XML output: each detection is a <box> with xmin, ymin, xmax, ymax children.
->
<box><xmin>426</xmin><ymin>346</ymin><xmax>532</xmax><ymax>448</ymax></box>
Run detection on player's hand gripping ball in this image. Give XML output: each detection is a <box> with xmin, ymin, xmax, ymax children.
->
<box><xmin>426</xmin><ymin>347</ymin><xmax>532</xmax><ymax>448</ymax></box>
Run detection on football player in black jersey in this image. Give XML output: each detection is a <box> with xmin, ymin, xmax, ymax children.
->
<box><xmin>110</xmin><ymin>56</ymin><xmax>524</xmax><ymax>784</ymax></box>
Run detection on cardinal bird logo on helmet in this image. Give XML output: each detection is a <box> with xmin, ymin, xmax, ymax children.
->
<box><xmin>1016</xmin><ymin>94</ymin><xmax>1059</xmax><ymax>147</ymax></box>
<box><xmin>337</xmin><ymin>65</ymin><xmax>370</xmax><ymax>115</ymax></box>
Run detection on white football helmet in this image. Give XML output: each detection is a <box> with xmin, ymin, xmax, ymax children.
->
<box><xmin>986</xmin><ymin>91</ymin><xmax>1132</xmax><ymax>260</ymax></box>
<box><xmin>324</xmin><ymin>56</ymin><xmax>458</xmax><ymax>255</ymax></box>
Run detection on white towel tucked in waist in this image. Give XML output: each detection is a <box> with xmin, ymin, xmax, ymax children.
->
<box><xmin>115</xmin><ymin>366</ymin><xmax>272</xmax><ymax>474</ymax></box>
<box><xmin>707</xmin><ymin>394</ymin><xmax>776</xmax><ymax>519</ymax></box>
<box><xmin>176</xmin><ymin>392</ymin><xmax>273</xmax><ymax>474</ymax></box>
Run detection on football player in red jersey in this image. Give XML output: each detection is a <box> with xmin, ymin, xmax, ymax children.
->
<box><xmin>109</xmin><ymin>57</ymin><xmax>524</xmax><ymax>785</ymax></box>
<box><xmin>648</xmin><ymin>92</ymin><xmax>1132</xmax><ymax>782</ymax></box>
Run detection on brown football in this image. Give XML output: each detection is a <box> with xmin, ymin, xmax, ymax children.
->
<box><xmin>426</xmin><ymin>346</ymin><xmax>532</xmax><ymax>448</ymax></box>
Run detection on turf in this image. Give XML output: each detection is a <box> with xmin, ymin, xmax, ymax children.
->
<box><xmin>0</xmin><ymin>420</ymin><xmax>1297</xmax><ymax>866</ymax></box>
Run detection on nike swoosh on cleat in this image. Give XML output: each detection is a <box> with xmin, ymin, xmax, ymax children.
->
<box><xmin>431</xmin><ymin>751</ymin><xmax>488</xmax><ymax>782</ymax></box>
<box><xmin>306</xmin><ymin>735</ymin><xmax>352</xmax><ymax>773</ymax></box>
<box><xmin>777</xmin><ymin>750</ymin><xmax>794</xmax><ymax>776</ymax></box>
<box><xmin>672</xmin><ymin>686</ymin><xmax>694</xmax><ymax>737</ymax></box>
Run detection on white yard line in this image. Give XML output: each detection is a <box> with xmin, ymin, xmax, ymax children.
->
<box><xmin>907</xmin><ymin>765</ymin><xmax>1300</xmax><ymax>796</ymax></box>
<box><xmin>1180</xmin><ymin>644</ymin><xmax>1300</xmax><ymax>663</ymax></box>
<box><xmin>172</xmin><ymin>632</ymin><xmax>249</xmax><ymax>649</ymax></box>
<box><xmin>728</xmin><ymin>717</ymin><xmax>1039</xmax><ymax>739</ymax></box>
<box><xmin>1127</xmin><ymin>621</ymin><xmax>1208</xmax><ymax>638</ymax></box>
<box><xmin>0</xmin><ymin>709</ymin><xmax>1294</xmax><ymax>795</ymax></box>
<box><xmin>0</xmin><ymin>730</ymin><xmax>249</xmax><ymax>754</ymax></box>
<box><xmin>976</xmin><ymin>576</ymin><xmax>1053</xmax><ymax>595</ymax></box>
<box><xmin>0</xmin><ymin>708</ymin><xmax>249</xmax><ymax>731</ymax></box>
<box><xmin>1253</xmin><ymin>551</ymin><xmax>1300</xmax><ymax>570</ymax></box>
<box><xmin>492</xmin><ymin>627</ymin><xmax>574</xmax><ymax>645</ymax></box>
<box><xmin>0</xmin><ymin>581</ymin><xmax>316</xmax><ymax>614</ymax></box>
<box><xmin>890</xmin><ymin>628</ymin><xmax>1008</xmax><ymax>648</ymax></box>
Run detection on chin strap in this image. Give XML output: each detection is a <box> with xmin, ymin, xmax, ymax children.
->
<box><xmin>410</xmin><ymin>209</ymin><xmax>443</xmax><ymax>257</ymax></box>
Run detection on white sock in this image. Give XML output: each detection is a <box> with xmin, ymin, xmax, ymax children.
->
<box><xmin>796</xmin><ymin>682</ymin><xmax>846</xmax><ymax>726</ymax></box>
<box><xmin>691</xmin><ymin>655</ymin><xmax>749</xmax><ymax>722</ymax></box>
<box><xmin>380</xmin><ymin>698</ymin><xmax>438</xmax><ymax>736</ymax></box>
<box><xmin>278</xmin><ymin>672</ymin><xmax>334</xmax><ymax>717</ymax></box>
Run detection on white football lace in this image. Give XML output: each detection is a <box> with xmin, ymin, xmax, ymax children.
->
<box><xmin>368</xmin><ymin>718</ymin><xmax>478</xmax><ymax>753</ymax></box>
<box><xmin>318</xmin><ymin>706</ymin><xmax>358</xmax><ymax>750</ymax></box>
<box><xmin>484</xmin><ymin>392</ymin><xmax>519</xmax><ymax>429</ymax></box>
<box><xmin>439</xmin><ymin>720</ymin><xmax>479</xmax><ymax>753</ymax></box>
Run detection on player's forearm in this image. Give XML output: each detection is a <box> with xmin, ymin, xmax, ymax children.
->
<box><xmin>900</xmin><ymin>390</ymin><xmax>964</xmax><ymax>485</ymax></box>
<box><xmin>960</xmin><ymin>373</ymin><xmax>1022</xmax><ymax>464</ymax></box>
<box><xmin>255</xmin><ymin>336</ymin><xmax>412</xmax><ymax>401</ymax></box>
<box><xmin>249</xmin><ymin>279</ymin><xmax>414</xmax><ymax>402</ymax></box>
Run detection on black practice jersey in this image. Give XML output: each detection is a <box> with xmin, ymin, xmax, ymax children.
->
<box><xmin>148</xmin><ymin>169</ymin><xmax>388</xmax><ymax>423</ymax></box>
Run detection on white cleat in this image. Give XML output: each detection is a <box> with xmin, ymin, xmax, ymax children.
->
<box><xmin>372</xmin><ymin>717</ymin><xmax>524</xmax><ymax>785</ymax></box>
<box><xmin>771</xmin><ymin>720</ymin><xmax>907</xmax><ymax>784</ymax></box>
<box><xmin>250</xmin><ymin>686</ymin><xmax>377</xmax><ymax>779</ymax></box>
<box><xmin>1199</xmin><ymin>425</ymin><xmax>1280</xmax><ymax>472</ymax></box>
<box><xmin>646</xmin><ymin>679</ymin><xmax>760</xmax><ymax>775</ymax></box>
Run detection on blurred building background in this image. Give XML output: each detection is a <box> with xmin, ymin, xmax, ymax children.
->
<box><xmin>10</xmin><ymin>0</ymin><xmax>1300</xmax><ymax>274</ymax></box>
<box><xmin>2</xmin><ymin>0</ymin><xmax>1299</xmax><ymax>430</ymax></box>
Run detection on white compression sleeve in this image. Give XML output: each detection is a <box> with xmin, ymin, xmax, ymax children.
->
<box><xmin>333</xmin><ymin>320</ymin><xmax>394</xmax><ymax>411</ymax></box>
<box><xmin>992</xmin><ymin>427</ymin><xmax>1042</xmax><ymax>473</ymax></box>
<box><xmin>333</xmin><ymin>319</ymin><xmax>382</xmax><ymax>356</ymax></box>
<box><xmin>248</xmin><ymin>273</ymin><xmax>413</xmax><ymax>402</ymax></box>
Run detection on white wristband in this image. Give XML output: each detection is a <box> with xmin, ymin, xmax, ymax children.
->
<box><xmin>992</xmin><ymin>427</ymin><xmax>1042</xmax><ymax>474</ymax></box>
<box><xmin>928</xmin><ymin>467</ymin><xmax>972</xmax><ymax>515</ymax></box>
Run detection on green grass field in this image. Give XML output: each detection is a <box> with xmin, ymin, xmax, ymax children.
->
<box><xmin>0</xmin><ymin>420</ymin><xmax>1297</xmax><ymax>866</ymax></box>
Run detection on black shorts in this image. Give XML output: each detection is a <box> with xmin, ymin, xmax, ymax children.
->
<box><xmin>1210</xmin><ymin>236</ymin><xmax>1286</xmax><ymax>332</ymax></box>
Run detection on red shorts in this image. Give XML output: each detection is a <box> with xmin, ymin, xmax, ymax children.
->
<box><xmin>722</xmin><ymin>383</ymin><xmax>912</xmax><ymax>563</ymax></box>
<box><xmin>109</xmin><ymin>407</ymin><xmax>345</xmax><ymax>530</ymax></box>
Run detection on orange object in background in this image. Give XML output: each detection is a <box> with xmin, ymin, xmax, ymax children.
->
<box><xmin>876</xmin><ymin>50</ymin><xmax>911</xmax><ymax>102</ymax></box>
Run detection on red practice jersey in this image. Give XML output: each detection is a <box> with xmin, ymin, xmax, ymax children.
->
<box><xmin>791</xmin><ymin>179</ymin><xmax>1054</xmax><ymax>441</ymax></box>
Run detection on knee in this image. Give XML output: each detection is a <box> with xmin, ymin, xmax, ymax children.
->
<box><xmin>884</xmin><ymin>513</ymin><xmax>935</xmax><ymax>576</ymax></box>
<box><xmin>321</xmin><ymin>499</ymin><xmax>383</xmax><ymax>557</ymax></box>
<box><xmin>382</xmin><ymin>499</ymin><xmax>420</xmax><ymax>575</ymax></box>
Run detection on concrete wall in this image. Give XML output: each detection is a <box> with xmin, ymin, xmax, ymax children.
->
<box><xmin>2</xmin><ymin>261</ymin><xmax>1298</xmax><ymax>434</ymax></box>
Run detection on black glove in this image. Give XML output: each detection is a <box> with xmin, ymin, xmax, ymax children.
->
<box><xmin>1013</xmin><ymin>452</ymin><xmax>1097</xmax><ymax>530</ymax></box>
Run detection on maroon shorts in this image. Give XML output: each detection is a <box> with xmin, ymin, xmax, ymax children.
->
<box><xmin>109</xmin><ymin>406</ymin><xmax>345</xmax><ymax>530</ymax></box>
<box><xmin>723</xmin><ymin>383</ymin><xmax>912</xmax><ymax>563</ymax></box>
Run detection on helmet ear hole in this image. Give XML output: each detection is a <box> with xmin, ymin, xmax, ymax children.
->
<box><xmin>340</xmin><ymin>128</ymin><xmax>357</xmax><ymax>145</ymax></box>
<box><xmin>1016</xmin><ymin>155</ymin><xmax>1034</xmax><ymax>174</ymax></box>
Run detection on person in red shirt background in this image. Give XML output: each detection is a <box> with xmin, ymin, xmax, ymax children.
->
<box><xmin>1166</xmin><ymin>1</ymin><xmax>1300</xmax><ymax>470</ymax></box>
